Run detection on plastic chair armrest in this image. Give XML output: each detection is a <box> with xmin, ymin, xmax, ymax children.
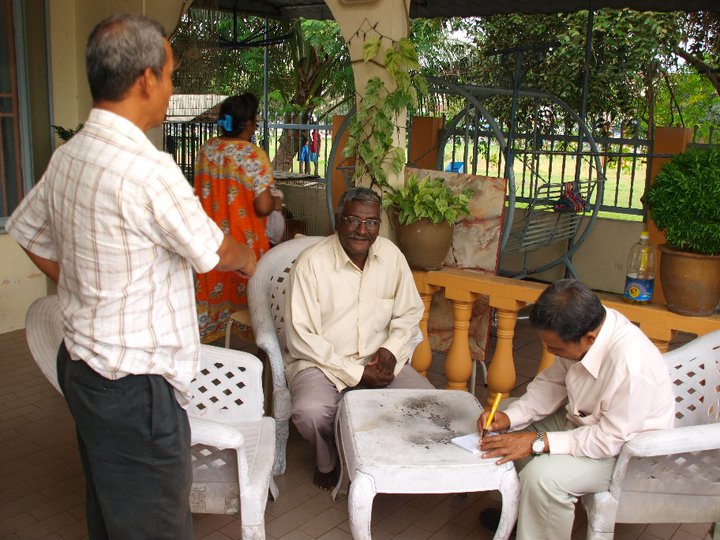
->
<box><xmin>623</xmin><ymin>423</ymin><xmax>720</xmax><ymax>458</ymax></box>
<box><xmin>189</xmin><ymin>416</ymin><xmax>245</xmax><ymax>449</ymax></box>
<box><xmin>606</xmin><ymin>423</ymin><xmax>720</xmax><ymax>498</ymax></box>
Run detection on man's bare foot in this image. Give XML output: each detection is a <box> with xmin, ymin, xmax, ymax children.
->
<box><xmin>313</xmin><ymin>465</ymin><xmax>340</xmax><ymax>490</ymax></box>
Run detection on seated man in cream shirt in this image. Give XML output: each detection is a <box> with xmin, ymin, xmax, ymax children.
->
<box><xmin>285</xmin><ymin>187</ymin><xmax>434</xmax><ymax>489</ymax></box>
<box><xmin>477</xmin><ymin>279</ymin><xmax>675</xmax><ymax>540</ymax></box>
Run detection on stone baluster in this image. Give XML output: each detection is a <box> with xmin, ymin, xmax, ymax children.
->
<box><xmin>444</xmin><ymin>296</ymin><xmax>478</xmax><ymax>390</ymax></box>
<box><xmin>411</xmin><ymin>271</ymin><xmax>440</xmax><ymax>377</ymax></box>
<box><xmin>485</xmin><ymin>299</ymin><xmax>525</xmax><ymax>406</ymax></box>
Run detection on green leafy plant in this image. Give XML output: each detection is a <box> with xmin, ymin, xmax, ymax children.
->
<box><xmin>343</xmin><ymin>36</ymin><xmax>428</xmax><ymax>188</ymax></box>
<box><xmin>51</xmin><ymin>123</ymin><xmax>83</xmax><ymax>142</ymax></box>
<box><xmin>646</xmin><ymin>147</ymin><xmax>720</xmax><ymax>255</ymax></box>
<box><xmin>382</xmin><ymin>174</ymin><xmax>472</xmax><ymax>225</ymax></box>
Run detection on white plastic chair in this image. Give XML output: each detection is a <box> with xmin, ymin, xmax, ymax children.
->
<box><xmin>25</xmin><ymin>295</ymin><xmax>278</xmax><ymax>540</ymax></box>
<box><xmin>582</xmin><ymin>329</ymin><xmax>720</xmax><ymax>540</ymax></box>
<box><xmin>247</xmin><ymin>235</ymin><xmax>325</xmax><ymax>475</ymax></box>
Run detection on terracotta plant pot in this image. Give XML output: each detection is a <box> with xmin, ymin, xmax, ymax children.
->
<box><xmin>395</xmin><ymin>217</ymin><xmax>454</xmax><ymax>271</ymax></box>
<box><xmin>658</xmin><ymin>244</ymin><xmax>720</xmax><ymax>316</ymax></box>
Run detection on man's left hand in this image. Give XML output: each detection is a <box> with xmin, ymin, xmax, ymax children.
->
<box><xmin>479</xmin><ymin>431</ymin><xmax>538</xmax><ymax>465</ymax></box>
<box><xmin>372</xmin><ymin>347</ymin><xmax>396</xmax><ymax>376</ymax></box>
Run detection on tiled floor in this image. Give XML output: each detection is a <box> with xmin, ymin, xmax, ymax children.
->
<box><xmin>0</xmin><ymin>314</ymin><xmax>714</xmax><ymax>540</ymax></box>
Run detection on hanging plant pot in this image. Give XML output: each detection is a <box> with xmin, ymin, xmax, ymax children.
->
<box><xmin>658</xmin><ymin>244</ymin><xmax>720</xmax><ymax>317</ymax></box>
<box><xmin>395</xmin><ymin>217</ymin><xmax>454</xmax><ymax>271</ymax></box>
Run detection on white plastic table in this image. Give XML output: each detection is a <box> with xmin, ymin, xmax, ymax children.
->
<box><xmin>333</xmin><ymin>388</ymin><xmax>519</xmax><ymax>540</ymax></box>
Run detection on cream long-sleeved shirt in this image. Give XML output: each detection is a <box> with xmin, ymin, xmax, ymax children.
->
<box><xmin>284</xmin><ymin>234</ymin><xmax>424</xmax><ymax>391</ymax></box>
<box><xmin>504</xmin><ymin>308</ymin><xmax>675</xmax><ymax>459</ymax></box>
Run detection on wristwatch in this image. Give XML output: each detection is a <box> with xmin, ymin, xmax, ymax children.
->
<box><xmin>531</xmin><ymin>431</ymin><xmax>546</xmax><ymax>455</ymax></box>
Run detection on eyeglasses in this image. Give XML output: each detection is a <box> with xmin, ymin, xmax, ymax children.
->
<box><xmin>339</xmin><ymin>215</ymin><xmax>381</xmax><ymax>231</ymax></box>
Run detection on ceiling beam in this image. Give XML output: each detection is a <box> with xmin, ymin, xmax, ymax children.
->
<box><xmin>199</xmin><ymin>0</ymin><xmax>719</xmax><ymax>21</ymax></box>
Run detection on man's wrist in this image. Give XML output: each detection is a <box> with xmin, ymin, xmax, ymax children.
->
<box><xmin>531</xmin><ymin>431</ymin><xmax>547</xmax><ymax>455</ymax></box>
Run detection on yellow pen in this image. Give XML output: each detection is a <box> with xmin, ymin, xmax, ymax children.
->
<box><xmin>481</xmin><ymin>392</ymin><xmax>503</xmax><ymax>438</ymax></box>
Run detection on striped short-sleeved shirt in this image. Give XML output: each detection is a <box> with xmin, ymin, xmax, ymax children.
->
<box><xmin>7</xmin><ymin>109</ymin><xmax>224</xmax><ymax>403</ymax></box>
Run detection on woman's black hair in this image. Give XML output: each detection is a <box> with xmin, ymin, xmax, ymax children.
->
<box><xmin>218</xmin><ymin>93</ymin><xmax>259</xmax><ymax>137</ymax></box>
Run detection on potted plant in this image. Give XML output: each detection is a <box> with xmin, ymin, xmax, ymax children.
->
<box><xmin>51</xmin><ymin>123</ymin><xmax>84</xmax><ymax>142</ymax></box>
<box><xmin>646</xmin><ymin>146</ymin><xmax>720</xmax><ymax>316</ymax></box>
<box><xmin>383</xmin><ymin>174</ymin><xmax>472</xmax><ymax>270</ymax></box>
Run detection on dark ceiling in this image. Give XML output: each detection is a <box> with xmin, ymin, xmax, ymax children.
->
<box><xmin>200</xmin><ymin>0</ymin><xmax>719</xmax><ymax>21</ymax></box>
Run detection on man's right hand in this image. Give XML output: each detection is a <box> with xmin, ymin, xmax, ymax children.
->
<box><xmin>476</xmin><ymin>410</ymin><xmax>511</xmax><ymax>435</ymax></box>
<box><xmin>214</xmin><ymin>236</ymin><xmax>257</xmax><ymax>277</ymax></box>
<box><xmin>359</xmin><ymin>362</ymin><xmax>394</xmax><ymax>388</ymax></box>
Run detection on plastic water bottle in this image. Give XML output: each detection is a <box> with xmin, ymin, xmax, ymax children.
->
<box><xmin>623</xmin><ymin>231</ymin><xmax>656</xmax><ymax>304</ymax></box>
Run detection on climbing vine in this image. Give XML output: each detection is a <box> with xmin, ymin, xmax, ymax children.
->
<box><xmin>343</xmin><ymin>34</ymin><xmax>428</xmax><ymax>190</ymax></box>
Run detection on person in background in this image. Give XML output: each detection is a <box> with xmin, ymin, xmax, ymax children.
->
<box><xmin>477</xmin><ymin>279</ymin><xmax>675</xmax><ymax>540</ymax></box>
<box><xmin>299</xmin><ymin>137</ymin><xmax>311</xmax><ymax>175</ymax></box>
<box><xmin>194</xmin><ymin>93</ymin><xmax>282</xmax><ymax>344</ymax></box>
<box><xmin>6</xmin><ymin>14</ymin><xmax>256</xmax><ymax>540</ymax></box>
<box><xmin>284</xmin><ymin>187</ymin><xmax>435</xmax><ymax>490</ymax></box>
<box><xmin>309</xmin><ymin>128</ymin><xmax>321</xmax><ymax>175</ymax></box>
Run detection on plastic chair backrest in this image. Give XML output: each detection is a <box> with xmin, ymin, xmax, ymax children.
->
<box><xmin>186</xmin><ymin>344</ymin><xmax>265</xmax><ymax>421</ymax></box>
<box><xmin>249</xmin><ymin>235</ymin><xmax>325</xmax><ymax>386</ymax></box>
<box><xmin>663</xmin><ymin>332</ymin><xmax>720</xmax><ymax>427</ymax></box>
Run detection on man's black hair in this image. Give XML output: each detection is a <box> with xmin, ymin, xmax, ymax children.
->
<box><xmin>529</xmin><ymin>279</ymin><xmax>605</xmax><ymax>342</ymax></box>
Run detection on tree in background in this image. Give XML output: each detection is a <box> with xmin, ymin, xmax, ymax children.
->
<box><xmin>673</xmin><ymin>12</ymin><xmax>720</xmax><ymax>97</ymax></box>
<box><xmin>170</xmin><ymin>8</ymin><xmax>720</xmax><ymax>174</ymax></box>
<box><xmin>271</xmin><ymin>19</ymin><xmax>352</xmax><ymax>171</ymax></box>
<box><xmin>455</xmin><ymin>11</ymin><xmax>683</xmax><ymax>137</ymax></box>
<box><xmin>171</xmin><ymin>9</ymin><xmax>352</xmax><ymax>171</ymax></box>
<box><xmin>443</xmin><ymin>10</ymin><xmax>720</xmax><ymax>140</ymax></box>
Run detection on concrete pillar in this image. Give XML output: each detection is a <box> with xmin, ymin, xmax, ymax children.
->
<box><xmin>324</xmin><ymin>0</ymin><xmax>410</xmax><ymax>189</ymax></box>
<box><xmin>648</xmin><ymin>127</ymin><xmax>692</xmax><ymax>305</ymax></box>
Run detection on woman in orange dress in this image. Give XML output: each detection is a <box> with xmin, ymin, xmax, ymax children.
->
<box><xmin>194</xmin><ymin>93</ymin><xmax>282</xmax><ymax>343</ymax></box>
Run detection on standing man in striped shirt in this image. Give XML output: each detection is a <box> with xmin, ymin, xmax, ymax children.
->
<box><xmin>6</xmin><ymin>14</ymin><xmax>256</xmax><ymax>540</ymax></box>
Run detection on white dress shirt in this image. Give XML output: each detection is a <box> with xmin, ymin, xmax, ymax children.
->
<box><xmin>7</xmin><ymin>109</ymin><xmax>224</xmax><ymax>403</ymax></box>
<box><xmin>284</xmin><ymin>234</ymin><xmax>424</xmax><ymax>391</ymax></box>
<box><xmin>505</xmin><ymin>308</ymin><xmax>675</xmax><ymax>458</ymax></box>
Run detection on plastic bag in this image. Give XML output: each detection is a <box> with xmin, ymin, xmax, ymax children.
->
<box><xmin>266</xmin><ymin>187</ymin><xmax>285</xmax><ymax>244</ymax></box>
<box><xmin>266</xmin><ymin>210</ymin><xmax>286</xmax><ymax>244</ymax></box>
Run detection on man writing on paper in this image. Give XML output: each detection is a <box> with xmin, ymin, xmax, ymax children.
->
<box><xmin>284</xmin><ymin>187</ymin><xmax>434</xmax><ymax>489</ymax></box>
<box><xmin>477</xmin><ymin>279</ymin><xmax>675</xmax><ymax>540</ymax></box>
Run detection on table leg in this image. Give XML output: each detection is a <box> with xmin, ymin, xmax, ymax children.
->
<box><xmin>495</xmin><ymin>468</ymin><xmax>520</xmax><ymax>540</ymax></box>
<box><xmin>348</xmin><ymin>470</ymin><xmax>377</xmax><ymax>540</ymax></box>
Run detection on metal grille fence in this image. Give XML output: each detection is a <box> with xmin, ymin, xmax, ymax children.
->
<box><xmin>163</xmin><ymin>113</ymin><xmax>718</xmax><ymax>218</ymax></box>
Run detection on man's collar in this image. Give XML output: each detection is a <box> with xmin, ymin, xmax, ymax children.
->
<box><xmin>330</xmin><ymin>233</ymin><xmax>383</xmax><ymax>271</ymax></box>
<box><xmin>87</xmin><ymin>108</ymin><xmax>149</xmax><ymax>146</ymax></box>
<box><xmin>579</xmin><ymin>307</ymin><xmax>614</xmax><ymax>377</ymax></box>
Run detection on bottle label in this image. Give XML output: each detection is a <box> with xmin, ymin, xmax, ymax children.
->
<box><xmin>624</xmin><ymin>276</ymin><xmax>654</xmax><ymax>302</ymax></box>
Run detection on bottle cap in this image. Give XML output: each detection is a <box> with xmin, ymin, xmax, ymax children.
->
<box><xmin>640</xmin><ymin>230</ymin><xmax>649</xmax><ymax>240</ymax></box>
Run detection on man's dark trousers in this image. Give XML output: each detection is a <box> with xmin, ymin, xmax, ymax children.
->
<box><xmin>57</xmin><ymin>342</ymin><xmax>194</xmax><ymax>540</ymax></box>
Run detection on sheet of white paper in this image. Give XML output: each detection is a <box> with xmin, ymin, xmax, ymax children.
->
<box><xmin>451</xmin><ymin>432</ymin><xmax>481</xmax><ymax>454</ymax></box>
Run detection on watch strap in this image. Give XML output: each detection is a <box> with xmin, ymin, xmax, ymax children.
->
<box><xmin>532</xmin><ymin>431</ymin><xmax>545</xmax><ymax>455</ymax></box>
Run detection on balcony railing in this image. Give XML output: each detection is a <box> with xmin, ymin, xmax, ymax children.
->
<box><xmin>411</xmin><ymin>269</ymin><xmax>720</xmax><ymax>407</ymax></box>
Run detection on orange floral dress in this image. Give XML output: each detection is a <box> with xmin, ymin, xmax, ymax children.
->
<box><xmin>194</xmin><ymin>137</ymin><xmax>274</xmax><ymax>343</ymax></box>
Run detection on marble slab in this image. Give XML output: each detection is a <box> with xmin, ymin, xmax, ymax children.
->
<box><xmin>404</xmin><ymin>167</ymin><xmax>507</xmax><ymax>366</ymax></box>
